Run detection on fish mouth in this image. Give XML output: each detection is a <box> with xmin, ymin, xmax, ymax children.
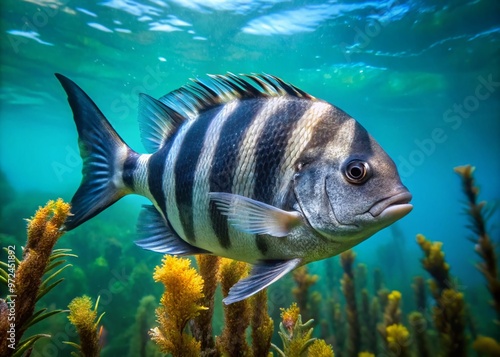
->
<box><xmin>369</xmin><ymin>191</ymin><xmax>413</xmax><ymax>220</ymax></box>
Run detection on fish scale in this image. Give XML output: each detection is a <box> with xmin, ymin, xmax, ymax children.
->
<box><xmin>55</xmin><ymin>73</ymin><xmax>412</xmax><ymax>304</ymax></box>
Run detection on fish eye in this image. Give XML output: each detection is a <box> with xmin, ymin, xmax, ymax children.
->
<box><xmin>344</xmin><ymin>160</ymin><xmax>371</xmax><ymax>184</ymax></box>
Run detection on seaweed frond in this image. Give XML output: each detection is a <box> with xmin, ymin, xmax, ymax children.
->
<box><xmin>129</xmin><ymin>295</ymin><xmax>158</xmax><ymax>357</ymax></box>
<box><xmin>150</xmin><ymin>255</ymin><xmax>206</xmax><ymax>357</ymax></box>
<box><xmin>272</xmin><ymin>303</ymin><xmax>316</xmax><ymax>357</ymax></box>
<box><xmin>378</xmin><ymin>290</ymin><xmax>403</xmax><ymax>352</ymax></box>
<box><xmin>251</xmin><ymin>289</ymin><xmax>274</xmax><ymax>357</ymax></box>
<box><xmin>192</xmin><ymin>255</ymin><xmax>220</xmax><ymax>357</ymax></box>
<box><xmin>417</xmin><ymin>233</ymin><xmax>467</xmax><ymax>357</ymax></box>
<box><xmin>65</xmin><ymin>295</ymin><xmax>105</xmax><ymax>357</ymax></box>
<box><xmin>412</xmin><ymin>276</ymin><xmax>427</xmax><ymax>312</ymax></box>
<box><xmin>455</xmin><ymin>165</ymin><xmax>500</xmax><ymax>322</ymax></box>
<box><xmin>340</xmin><ymin>250</ymin><xmax>360</xmax><ymax>357</ymax></box>
<box><xmin>217</xmin><ymin>258</ymin><xmax>251</xmax><ymax>356</ymax></box>
<box><xmin>331</xmin><ymin>302</ymin><xmax>346</xmax><ymax>353</ymax></box>
<box><xmin>307</xmin><ymin>339</ymin><xmax>335</xmax><ymax>356</ymax></box>
<box><xmin>433</xmin><ymin>289</ymin><xmax>466</xmax><ymax>357</ymax></box>
<box><xmin>408</xmin><ymin>312</ymin><xmax>431</xmax><ymax>357</ymax></box>
<box><xmin>472</xmin><ymin>335</ymin><xmax>500</xmax><ymax>357</ymax></box>
<box><xmin>416</xmin><ymin>234</ymin><xmax>450</xmax><ymax>297</ymax></box>
<box><xmin>0</xmin><ymin>199</ymin><xmax>73</xmax><ymax>356</ymax></box>
<box><xmin>386</xmin><ymin>324</ymin><xmax>410</xmax><ymax>357</ymax></box>
<box><xmin>292</xmin><ymin>266</ymin><xmax>319</xmax><ymax>322</ymax></box>
<box><xmin>386</xmin><ymin>291</ymin><xmax>402</xmax><ymax>324</ymax></box>
<box><xmin>360</xmin><ymin>289</ymin><xmax>377</xmax><ymax>354</ymax></box>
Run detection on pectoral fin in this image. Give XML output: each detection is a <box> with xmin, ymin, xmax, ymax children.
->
<box><xmin>135</xmin><ymin>205</ymin><xmax>210</xmax><ymax>255</ymax></box>
<box><xmin>223</xmin><ymin>258</ymin><xmax>301</xmax><ymax>304</ymax></box>
<box><xmin>209</xmin><ymin>192</ymin><xmax>302</xmax><ymax>237</ymax></box>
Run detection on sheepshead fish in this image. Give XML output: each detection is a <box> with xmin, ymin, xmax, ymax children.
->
<box><xmin>55</xmin><ymin>73</ymin><xmax>412</xmax><ymax>304</ymax></box>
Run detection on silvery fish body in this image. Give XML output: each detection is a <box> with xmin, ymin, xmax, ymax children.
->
<box><xmin>56</xmin><ymin>73</ymin><xmax>412</xmax><ymax>304</ymax></box>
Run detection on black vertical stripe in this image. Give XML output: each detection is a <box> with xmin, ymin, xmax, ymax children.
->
<box><xmin>253</xmin><ymin>99</ymin><xmax>311</xmax><ymax>204</ymax></box>
<box><xmin>255</xmin><ymin>235</ymin><xmax>268</xmax><ymax>255</ymax></box>
<box><xmin>209</xmin><ymin>100</ymin><xmax>265</xmax><ymax>249</ymax></box>
<box><xmin>294</xmin><ymin>104</ymin><xmax>341</xmax><ymax>173</ymax></box>
<box><xmin>174</xmin><ymin>106</ymin><xmax>224</xmax><ymax>242</ymax></box>
<box><xmin>350</xmin><ymin>121</ymin><xmax>373</xmax><ymax>155</ymax></box>
<box><xmin>251</xmin><ymin>99</ymin><xmax>310</xmax><ymax>255</ymax></box>
<box><xmin>147</xmin><ymin>145</ymin><xmax>170</xmax><ymax>216</ymax></box>
<box><xmin>122</xmin><ymin>151</ymin><xmax>139</xmax><ymax>190</ymax></box>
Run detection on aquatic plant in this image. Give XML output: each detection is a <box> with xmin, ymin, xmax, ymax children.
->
<box><xmin>416</xmin><ymin>234</ymin><xmax>451</xmax><ymax>297</ymax></box>
<box><xmin>378</xmin><ymin>290</ymin><xmax>404</xmax><ymax>354</ymax></box>
<box><xmin>472</xmin><ymin>335</ymin><xmax>500</xmax><ymax>356</ymax></box>
<box><xmin>307</xmin><ymin>339</ymin><xmax>335</xmax><ymax>356</ymax></box>
<box><xmin>416</xmin><ymin>234</ymin><xmax>467</xmax><ymax>357</ymax></box>
<box><xmin>340</xmin><ymin>250</ymin><xmax>361</xmax><ymax>357</ymax></box>
<box><xmin>360</xmin><ymin>289</ymin><xmax>377</xmax><ymax>353</ymax></box>
<box><xmin>192</xmin><ymin>255</ymin><xmax>221</xmax><ymax>357</ymax></box>
<box><xmin>356</xmin><ymin>264</ymin><xmax>368</xmax><ymax>292</ymax></box>
<box><xmin>272</xmin><ymin>302</ymin><xmax>333</xmax><ymax>357</ymax></box>
<box><xmin>385</xmin><ymin>323</ymin><xmax>410</xmax><ymax>357</ymax></box>
<box><xmin>412</xmin><ymin>276</ymin><xmax>427</xmax><ymax>312</ymax></box>
<box><xmin>369</xmin><ymin>297</ymin><xmax>380</xmax><ymax>350</ymax></box>
<box><xmin>251</xmin><ymin>289</ymin><xmax>274</xmax><ymax>357</ymax></box>
<box><xmin>150</xmin><ymin>255</ymin><xmax>207</xmax><ymax>357</ymax></box>
<box><xmin>293</xmin><ymin>266</ymin><xmax>319</xmax><ymax>322</ymax></box>
<box><xmin>217</xmin><ymin>258</ymin><xmax>251</xmax><ymax>356</ymax></box>
<box><xmin>331</xmin><ymin>302</ymin><xmax>346</xmax><ymax>354</ymax></box>
<box><xmin>455</xmin><ymin>165</ymin><xmax>500</xmax><ymax>322</ymax></box>
<box><xmin>65</xmin><ymin>295</ymin><xmax>105</xmax><ymax>357</ymax></box>
<box><xmin>433</xmin><ymin>288</ymin><xmax>467</xmax><ymax>357</ymax></box>
<box><xmin>357</xmin><ymin>264</ymin><xmax>375</xmax><ymax>353</ymax></box>
<box><xmin>358</xmin><ymin>353</ymin><xmax>375</xmax><ymax>357</ymax></box>
<box><xmin>0</xmin><ymin>199</ymin><xmax>74</xmax><ymax>356</ymax></box>
<box><xmin>408</xmin><ymin>312</ymin><xmax>431</xmax><ymax>357</ymax></box>
<box><xmin>128</xmin><ymin>295</ymin><xmax>158</xmax><ymax>357</ymax></box>
<box><xmin>377</xmin><ymin>288</ymin><xmax>390</xmax><ymax>314</ymax></box>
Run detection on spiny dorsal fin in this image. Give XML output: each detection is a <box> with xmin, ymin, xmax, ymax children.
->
<box><xmin>139</xmin><ymin>73</ymin><xmax>315</xmax><ymax>152</ymax></box>
<box><xmin>158</xmin><ymin>73</ymin><xmax>315</xmax><ymax>120</ymax></box>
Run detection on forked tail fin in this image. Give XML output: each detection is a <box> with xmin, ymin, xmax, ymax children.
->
<box><xmin>56</xmin><ymin>74</ymin><xmax>133</xmax><ymax>230</ymax></box>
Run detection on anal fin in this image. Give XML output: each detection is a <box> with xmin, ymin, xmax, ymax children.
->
<box><xmin>135</xmin><ymin>205</ymin><xmax>210</xmax><ymax>255</ymax></box>
<box><xmin>223</xmin><ymin>258</ymin><xmax>301</xmax><ymax>305</ymax></box>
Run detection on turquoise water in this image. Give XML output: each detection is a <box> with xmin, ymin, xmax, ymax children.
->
<box><xmin>1</xmin><ymin>0</ymin><xmax>499</xmax><ymax>355</ymax></box>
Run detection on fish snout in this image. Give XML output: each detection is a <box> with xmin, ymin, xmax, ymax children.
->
<box><xmin>369</xmin><ymin>190</ymin><xmax>413</xmax><ymax>221</ymax></box>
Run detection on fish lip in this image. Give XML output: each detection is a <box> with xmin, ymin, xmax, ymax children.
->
<box><xmin>368</xmin><ymin>191</ymin><xmax>413</xmax><ymax>217</ymax></box>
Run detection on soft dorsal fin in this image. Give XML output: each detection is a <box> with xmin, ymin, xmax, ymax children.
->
<box><xmin>138</xmin><ymin>93</ymin><xmax>185</xmax><ymax>153</ymax></box>
<box><xmin>138</xmin><ymin>73</ymin><xmax>315</xmax><ymax>152</ymax></box>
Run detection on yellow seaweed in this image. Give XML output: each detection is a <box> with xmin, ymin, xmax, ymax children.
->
<box><xmin>66</xmin><ymin>295</ymin><xmax>104</xmax><ymax>357</ymax></box>
<box><xmin>217</xmin><ymin>258</ymin><xmax>251</xmax><ymax>356</ymax></box>
<box><xmin>150</xmin><ymin>255</ymin><xmax>206</xmax><ymax>357</ymax></box>
<box><xmin>472</xmin><ymin>336</ymin><xmax>500</xmax><ymax>357</ymax></box>
<box><xmin>0</xmin><ymin>199</ymin><xmax>72</xmax><ymax>356</ymax></box>
<box><xmin>386</xmin><ymin>324</ymin><xmax>410</xmax><ymax>356</ymax></box>
<box><xmin>308</xmin><ymin>339</ymin><xmax>335</xmax><ymax>356</ymax></box>
<box><xmin>455</xmin><ymin>165</ymin><xmax>500</xmax><ymax>320</ymax></box>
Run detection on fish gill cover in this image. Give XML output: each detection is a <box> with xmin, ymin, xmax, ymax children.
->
<box><xmin>0</xmin><ymin>0</ymin><xmax>499</xmax><ymax>356</ymax></box>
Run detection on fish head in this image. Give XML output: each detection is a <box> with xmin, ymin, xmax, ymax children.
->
<box><xmin>293</xmin><ymin>117</ymin><xmax>412</xmax><ymax>249</ymax></box>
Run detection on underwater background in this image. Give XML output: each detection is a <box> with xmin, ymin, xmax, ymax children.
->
<box><xmin>1</xmin><ymin>0</ymin><xmax>499</xmax><ymax>356</ymax></box>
